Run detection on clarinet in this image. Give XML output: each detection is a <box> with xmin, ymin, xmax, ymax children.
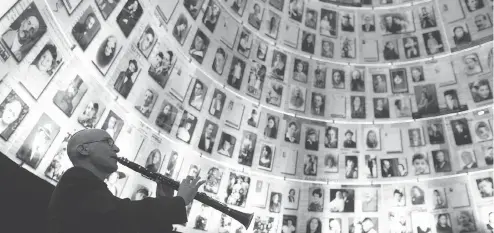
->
<box><xmin>113</xmin><ymin>156</ymin><xmax>254</xmax><ymax>229</ymax></box>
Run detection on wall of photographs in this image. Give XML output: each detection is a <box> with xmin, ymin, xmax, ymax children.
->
<box><xmin>0</xmin><ymin>0</ymin><xmax>493</xmax><ymax>233</ymax></box>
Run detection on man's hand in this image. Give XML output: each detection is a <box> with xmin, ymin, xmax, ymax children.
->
<box><xmin>177</xmin><ymin>176</ymin><xmax>205</xmax><ymax>205</ymax></box>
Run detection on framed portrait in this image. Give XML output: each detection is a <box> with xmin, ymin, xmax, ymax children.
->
<box><xmin>288</xmin><ymin>0</ymin><xmax>304</xmax><ymax>22</ymax></box>
<box><xmin>313</xmin><ymin>65</ymin><xmax>327</xmax><ymax>89</ymax></box>
<box><xmin>340</xmin><ymin>12</ymin><xmax>355</xmax><ymax>32</ymax></box>
<box><xmin>263</xmin><ymin>113</ymin><xmax>279</xmax><ymax>139</ymax></box>
<box><xmin>230</xmin><ymin>0</ymin><xmax>247</xmax><ymax>16</ymax></box>
<box><xmin>432</xmin><ymin>149</ymin><xmax>452</xmax><ymax>173</ymax></box>
<box><xmin>329</xmin><ymin>189</ymin><xmax>355</xmax><ymax>212</ymax></box>
<box><xmin>45</xmin><ymin>136</ymin><xmax>75</xmax><ymax>183</ymax></box>
<box><xmin>305</xmin><ymin>127</ymin><xmax>319</xmax><ymax>151</ymax></box>
<box><xmin>381</xmin><ymin>158</ymin><xmax>408</xmax><ymax>178</ymax></box>
<box><xmin>475</xmin><ymin>177</ymin><xmax>494</xmax><ymax>198</ymax></box>
<box><xmin>198</xmin><ymin>120</ymin><xmax>218</xmax><ymax>154</ymax></box>
<box><xmin>332</xmin><ymin>69</ymin><xmax>345</xmax><ymax>89</ymax></box>
<box><xmin>323</xmin><ymin>153</ymin><xmax>338</xmax><ymax>173</ymax></box>
<box><xmin>176</xmin><ymin>110</ymin><xmax>197</xmax><ymax>144</ymax></box>
<box><xmin>414</xmin><ymin>84</ymin><xmax>439</xmax><ymax>117</ymax></box>
<box><xmin>472</xmin><ymin>119</ymin><xmax>493</xmax><ymax>142</ymax></box>
<box><xmin>136</xmin><ymin>26</ymin><xmax>158</xmax><ymax>58</ymax></box>
<box><xmin>162</xmin><ymin>151</ymin><xmax>183</xmax><ymax>179</ymax></box>
<box><xmin>155</xmin><ymin>100</ymin><xmax>178</xmax><ymax>134</ymax></box>
<box><xmin>288</xmin><ymin>85</ymin><xmax>306</xmax><ymax>112</ymax></box>
<box><xmin>193</xmin><ymin>204</ymin><xmax>212</xmax><ymax>231</ymax></box>
<box><xmin>16</xmin><ymin>113</ymin><xmax>60</xmax><ymax>169</ymax></box>
<box><xmin>403</xmin><ymin>37</ymin><xmax>420</xmax><ymax>59</ymax></box>
<box><xmin>189</xmin><ymin>79</ymin><xmax>208</xmax><ymax>111</ymax></box>
<box><xmin>113</xmin><ymin>57</ymin><xmax>141</xmax><ymax>99</ymax></box>
<box><xmin>350</xmin><ymin>96</ymin><xmax>366</xmax><ymax>119</ymax></box>
<box><xmin>244</xmin><ymin>106</ymin><xmax>259</xmax><ymax>128</ymax></box>
<box><xmin>340</xmin><ymin>36</ymin><xmax>356</xmax><ymax>59</ymax></box>
<box><xmin>1</xmin><ymin>2</ymin><xmax>47</xmax><ymax>62</ymax></box>
<box><xmin>202</xmin><ymin>0</ymin><xmax>221</xmax><ymax>32</ymax></box>
<box><xmin>462</xmin><ymin>53</ymin><xmax>483</xmax><ymax>76</ymax></box>
<box><xmin>427</xmin><ymin>122</ymin><xmax>445</xmax><ymax>144</ymax></box>
<box><xmin>343</xmin><ymin>128</ymin><xmax>357</xmax><ymax>149</ymax></box>
<box><xmin>350</xmin><ymin>69</ymin><xmax>365</xmax><ymax>92</ymax></box>
<box><xmin>320</xmin><ymin>9</ymin><xmax>337</xmax><ymax>37</ymax></box>
<box><xmin>292</xmin><ymin>58</ymin><xmax>309</xmax><ymax>83</ymax></box>
<box><xmin>345</xmin><ymin>156</ymin><xmax>359</xmax><ymax>179</ymax></box>
<box><xmin>246</xmin><ymin>61</ymin><xmax>266</xmax><ymax>100</ymax></box>
<box><xmin>453</xmin><ymin>210</ymin><xmax>477</xmax><ymax>232</ymax></box>
<box><xmin>285</xmin><ymin>187</ymin><xmax>300</xmax><ymax>210</ymax></box>
<box><xmin>463</xmin><ymin>0</ymin><xmax>485</xmax><ymax>12</ymax></box>
<box><xmin>223</xmin><ymin>99</ymin><xmax>245</xmax><ymax>130</ymax></box>
<box><xmin>265</xmin><ymin>80</ymin><xmax>283</xmax><ymax>107</ymax></box>
<box><xmin>0</xmin><ymin>91</ymin><xmax>29</xmax><ymax>141</ymax></box>
<box><xmin>458</xmin><ymin>148</ymin><xmax>478</xmax><ymax>170</ymax></box>
<box><xmin>311</xmin><ymin>92</ymin><xmax>325</xmax><ymax>116</ymax></box>
<box><xmin>92</xmin><ymin>35</ymin><xmax>122</xmax><ymax>76</ymax></box>
<box><xmin>134</xmin><ymin>88</ymin><xmax>158</xmax><ymax>118</ymax></box>
<box><xmin>53</xmin><ymin>75</ymin><xmax>88</xmax><ymax>117</ymax></box>
<box><xmin>324</xmin><ymin>126</ymin><xmax>338</xmax><ymax>149</ymax></box>
<box><xmin>321</xmin><ymin>38</ymin><xmax>334</xmax><ymax>59</ymax></box>
<box><xmin>363</xmin><ymin>154</ymin><xmax>378</xmax><ymax>178</ymax></box>
<box><xmin>63</xmin><ymin>0</ymin><xmax>83</xmax><ymax>15</ymax></box>
<box><xmin>101</xmin><ymin>110</ymin><xmax>124</xmax><ymax>140</ymax></box>
<box><xmin>390</xmin><ymin>187</ymin><xmax>406</xmax><ymax>207</ymax></box>
<box><xmin>183</xmin><ymin>0</ymin><xmax>204</xmax><ymax>20</ymax></box>
<box><xmin>227</xmin><ymin>56</ymin><xmax>246</xmax><ymax>90</ymax></box>
<box><xmin>252</xmin><ymin>216</ymin><xmax>277</xmax><ymax>233</ymax></box>
<box><xmin>373</xmin><ymin>97</ymin><xmax>390</xmax><ymax>119</ymax></box>
<box><xmin>208</xmin><ymin>89</ymin><xmax>226</xmax><ymax>119</ymax></box>
<box><xmin>469</xmin><ymin>79</ymin><xmax>493</xmax><ymax>103</ymax></box>
<box><xmin>430</xmin><ymin>188</ymin><xmax>448</xmax><ymax>209</ymax></box>
<box><xmin>256</xmin><ymin>40</ymin><xmax>268</xmax><ymax>62</ymax></box>
<box><xmin>224</xmin><ymin>172</ymin><xmax>250</xmax><ymax>207</ymax></box>
<box><xmin>73</xmin><ymin>7</ymin><xmax>101</xmax><ymax>50</ymax></box>
<box><xmin>392</xmin><ymin>96</ymin><xmax>412</xmax><ymax>118</ymax></box>
<box><xmin>329</xmin><ymin>218</ymin><xmax>343</xmax><ymax>233</ymax></box>
<box><xmin>269</xmin><ymin>50</ymin><xmax>287</xmax><ymax>81</ymax></box>
<box><xmin>308</xmin><ymin>187</ymin><xmax>323</xmax><ymax>212</ymax></box>
<box><xmin>282</xmin><ymin>215</ymin><xmax>297</xmax><ymax>232</ymax></box>
<box><xmin>148</xmin><ymin>46</ymin><xmax>176</xmax><ymax>89</ymax></box>
<box><xmin>21</xmin><ymin>41</ymin><xmax>64</xmax><ymax>100</ymax></box>
<box><xmin>217</xmin><ymin>132</ymin><xmax>236</xmax><ymax>158</ymax></box>
<box><xmin>77</xmin><ymin>97</ymin><xmax>106</xmax><ymax>129</ymax></box>
<box><xmin>361</xmin><ymin>14</ymin><xmax>376</xmax><ymax>32</ymax></box>
<box><xmin>408</xmin><ymin>128</ymin><xmax>425</xmax><ymax>147</ymax></box>
<box><xmin>250</xmin><ymin>180</ymin><xmax>269</xmax><ymax>208</ymax></box>
<box><xmin>411</xmin><ymin>153</ymin><xmax>431</xmax><ymax>175</ymax></box>
<box><xmin>301</xmin><ymin>31</ymin><xmax>315</xmax><ymax>54</ymax></box>
<box><xmin>390</xmin><ymin>68</ymin><xmax>408</xmax><ymax>94</ymax></box>
<box><xmin>212</xmin><ymin>47</ymin><xmax>227</xmax><ymax>75</ymax></box>
<box><xmin>172</xmin><ymin>13</ymin><xmax>191</xmax><ymax>45</ymax></box>
<box><xmin>189</xmin><ymin>29</ymin><xmax>210</xmax><ymax>64</ymax></box>
<box><xmin>258</xmin><ymin>142</ymin><xmax>275</xmax><ymax>171</ymax></box>
<box><xmin>95</xmin><ymin>0</ymin><xmax>119</xmax><ymax>20</ymax></box>
<box><xmin>472</xmin><ymin>13</ymin><xmax>492</xmax><ymax>32</ymax></box>
<box><xmin>363</xmin><ymin>127</ymin><xmax>381</xmax><ymax>151</ymax></box>
<box><xmin>349</xmin><ymin>218</ymin><xmax>379</xmax><ymax>232</ymax></box>
<box><xmin>238</xmin><ymin>131</ymin><xmax>257</xmax><ymax>167</ymax></box>
<box><xmin>417</xmin><ymin>5</ymin><xmax>437</xmax><ymax>29</ymax></box>
<box><xmin>305</xmin><ymin>8</ymin><xmax>317</xmax><ymax>29</ymax></box>
<box><xmin>247</xmin><ymin>1</ymin><xmax>264</xmax><ymax>30</ymax></box>
<box><xmin>450</xmin><ymin>118</ymin><xmax>473</xmax><ymax>146</ymax></box>
<box><xmin>379</xmin><ymin>11</ymin><xmax>415</xmax><ymax>35</ymax></box>
<box><xmin>116</xmin><ymin>0</ymin><xmax>143</xmax><ymax>37</ymax></box>
<box><xmin>423</xmin><ymin>30</ymin><xmax>445</xmax><ymax>55</ymax></box>
<box><xmin>285</xmin><ymin>119</ymin><xmax>301</xmax><ymax>144</ymax></box>
<box><xmin>237</xmin><ymin>29</ymin><xmax>252</xmax><ymax>58</ymax></box>
<box><xmin>410</xmin><ymin>66</ymin><xmax>424</xmax><ymax>83</ymax></box>
<box><xmin>304</xmin><ymin>154</ymin><xmax>318</xmax><ymax>176</ymax></box>
<box><xmin>264</xmin><ymin>10</ymin><xmax>281</xmax><ymax>39</ymax></box>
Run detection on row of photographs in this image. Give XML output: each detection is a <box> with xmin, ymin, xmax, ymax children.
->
<box><xmin>171</xmin><ymin>0</ymin><xmax>493</xmax><ymax>64</ymax></box>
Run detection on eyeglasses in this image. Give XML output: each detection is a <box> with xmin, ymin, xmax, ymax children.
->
<box><xmin>81</xmin><ymin>138</ymin><xmax>115</xmax><ymax>147</ymax></box>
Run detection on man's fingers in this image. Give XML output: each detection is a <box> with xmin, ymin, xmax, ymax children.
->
<box><xmin>191</xmin><ymin>176</ymin><xmax>201</xmax><ymax>185</ymax></box>
<box><xmin>196</xmin><ymin>180</ymin><xmax>206</xmax><ymax>189</ymax></box>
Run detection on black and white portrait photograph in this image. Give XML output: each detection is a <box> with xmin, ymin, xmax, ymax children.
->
<box><xmin>476</xmin><ymin>177</ymin><xmax>493</xmax><ymax>198</ymax></box>
<box><xmin>351</xmin><ymin>96</ymin><xmax>366</xmax><ymax>119</ymax></box>
<box><xmin>313</xmin><ymin>65</ymin><xmax>326</xmax><ymax>89</ymax></box>
<box><xmin>431</xmin><ymin>188</ymin><xmax>448</xmax><ymax>209</ymax></box>
<box><xmin>458</xmin><ymin>148</ymin><xmax>478</xmax><ymax>170</ymax></box>
<box><xmin>412</xmin><ymin>153</ymin><xmax>430</xmax><ymax>175</ymax></box>
<box><xmin>383</xmin><ymin>40</ymin><xmax>400</xmax><ymax>61</ymax></box>
<box><xmin>163</xmin><ymin>151</ymin><xmax>181</xmax><ymax>179</ymax></box>
<box><xmin>224</xmin><ymin>172</ymin><xmax>250</xmax><ymax>207</ymax></box>
<box><xmin>374</xmin><ymin>98</ymin><xmax>390</xmax><ymax>119</ymax></box>
<box><xmin>77</xmin><ymin>99</ymin><xmax>105</xmax><ymax>129</ymax></box>
<box><xmin>142</xmin><ymin>148</ymin><xmax>163</xmax><ymax>173</ymax></box>
<box><xmin>423</xmin><ymin>30</ymin><xmax>445</xmax><ymax>55</ymax></box>
<box><xmin>263</xmin><ymin>113</ymin><xmax>279</xmax><ymax>139</ymax></box>
<box><xmin>237</xmin><ymin>29</ymin><xmax>252</xmax><ymax>58</ymax></box>
<box><xmin>227</xmin><ymin>56</ymin><xmax>246</xmax><ymax>90</ymax></box>
<box><xmin>304</xmin><ymin>154</ymin><xmax>318</xmax><ymax>176</ymax></box>
<box><xmin>381</xmin><ymin>158</ymin><xmax>408</xmax><ymax>178</ymax></box>
<box><xmin>265</xmin><ymin>10</ymin><xmax>281</xmax><ymax>39</ymax></box>
<box><xmin>209</xmin><ymin>89</ymin><xmax>226</xmax><ymax>119</ymax></box>
<box><xmin>305</xmin><ymin>127</ymin><xmax>319</xmax><ymax>151</ymax></box>
<box><xmin>22</xmin><ymin>41</ymin><xmax>63</xmax><ymax>99</ymax></box>
<box><xmin>0</xmin><ymin>91</ymin><xmax>29</xmax><ymax>141</ymax></box>
<box><xmin>193</xmin><ymin>204</ymin><xmax>211</xmax><ymax>231</ymax></box>
<box><xmin>284</xmin><ymin>120</ymin><xmax>300</xmax><ymax>144</ymax></box>
<box><xmin>452</xmin><ymin>24</ymin><xmax>472</xmax><ymax>47</ymax></box>
<box><xmin>247</xmin><ymin>2</ymin><xmax>264</xmax><ymax>30</ymax></box>
<box><xmin>96</xmin><ymin>0</ymin><xmax>119</xmax><ymax>19</ymax></box>
<box><xmin>16</xmin><ymin>113</ymin><xmax>60</xmax><ymax>169</ymax></box>
<box><xmin>454</xmin><ymin>210</ymin><xmax>477</xmax><ymax>233</ymax></box>
<box><xmin>349</xmin><ymin>217</ymin><xmax>379</xmax><ymax>233</ymax></box>
<box><xmin>256</xmin><ymin>40</ymin><xmax>268</xmax><ymax>62</ymax></box>
<box><xmin>268</xmin><ymin>192</ymin><xmax>282</xmax><ymax>213</ymax></box>
<box><xmin>101</xmin><ymin>111</ymin><xmax>124</xmax><ymax>140</ymax></box>
<box><xmin>418</xmin><ymin>5</ymin><xmax>437</xmax><ymax>29</ymax></box>
<box><xmin>134</xmin><ymin>88</ymin><xmax>157</xmax><ymax>118</ymax></box>
<box><xmin>217</xmin><ymin>132</ymin><xmax>236</xmax><ymax>157</ymax></box>
<box><xmin>311</xmin><ymin>92</ymin><xmax>325</xmax><ymax>116</ymax></box>
<box><xmin>332</xmin><ymin>69</ymin><xmax>345</xmax><ymax>89</ymax></box>
<box><xmin>189</xmin><ymin>29</ymin><xmax>209</xmax><ymax>64</ymax></box>
<box><xmin>462</xmin><ymin>53</ymin><xmax>483</xmax><ymax>76</ymax></box>
<box><xmin>408</xmin><ymin>128</ymin><xmax>425</xmax><ymax>147</ymax></box>
<box><xmin>308</xmin><ymin>187</ymin><xmax>323</xmax><ymax>211</ymax></box>
<box><xmin>270</xmin><ymin>50</ymin><xmax>287</xmax><ymax>81</ymax></box>
<box><xmin>148</xmin><ymin>46</ymin><xmax>176</xmax><ymax>88</ymax></box>
<box><xmin>114</xmin><ymin>58</ymin><xmax>140</xmax><ymax>98</ymax></box>
<box><xmin>188</xmin><ymin>164</ymin><xmax>200</xmax><ymax>178</ymax></box>
<box><xmin>53</xmin><ymin>75</ymin><xmax>88</xmax><ymax>117</ymax></box>
<box><xmin>323</xmin><ymin>153</ymin><xmax>338</xmax><ymax>173</ymax></box>
<box><xmin>469</xmin><ymin>79</ymin><xmax>493</xmax><ymax>103</ymax></box>
<box><xmin>410</xmin><ymin>66</ymin><xmax>424</xmax><ymax>83</ymax></box>
<box><xmin>345</xmin><ymin>155</ymin><xmax>358</xmax><ymax>179</ymax></box>
<box><xmin>432</xmin><ymin>149</ymin><xmax>452</xmax><ymax>173</ymax></box>
<box><xmin>176</xmin><ymin>110</ymin><xmax>197</xmax><ymax>144</ymax></box>
<box><xmin>288</xmin><ymin>85</ymin><xmax>306</xmax><ymax>112</ymax></box>
<box><xmin>372</xmin><ymin>74</ymin><xmax>387</xmax><ymax>93</ymax></box>
<box><xmin>62</xmin><ymin>0</ymin><xmax>83</xmax><ymax>15</ymax></box>
<box><xmin>93</xmin><ymin>35</ymin><xmax>121</xmax><ymax>75</ymax></box>
<box><xmin>340</xmin><ymin>36</ymin><xmax>355</xmax><ymax>59</ymax></box>
<box><xmin>390</xmin><ymin>68</ymin><xmax>408</xmax><ymax>94</ymax></box>
<box><xmin>116</xmin><ymin>0</ymin><xmax>143</xmax><ymax>37</ymax></box>
<box><xmin>379</xmin><ymin>12</ymin><xmax>415</xmax><ymax>35</ymax></box>
<box><xmin>172</xmin><ymin>13</ymin><xmax>191</xmax><ymax>45</ymax></box>
<box><xmin>329</xmin><ymin>189</ymin><xmax>355</xmax><ymax>212</ymax></box>
<box><xmin>464</xmin><ymin>0</ymin><xmax>485</xmax><ymax>12</ymax></box>
<box><xmin>305</xmin><ymin>8</ymin><xmax>317</xmax><ymax>29</ymax></box>
<box><xmin>320</xmin><ymin>9</ymin><xmax>337</xmax><ymax>37</ymax></box>
<box><xmin>364</xmin><ymin>128</ymin><xmax>380</xmax><ymax>150</ymax></box>
<box><xmin>403</xmin><ymin>37</ymin><xmax>420</xmax><ymax>59</ymax></box>
<box><xmin>288</xmin><ymin>0</ymin><xmax>304</xmax><ymax>22</ymax></box>
<box><xmin>258</xmin><ymin>143</ymin><xmax>275</xmax><ymax>171</ymax></box>
<box><xmin>415</xmin><ymin>84</ymin><xmax>439</xmax><ymax>116</ymax></box>
<box><xmin>212</xmin><ymin>47</ymin><xmax>227</xmax><ymax>75</ymax></box>
<box><xmin>292</xmin><ymin>58</ymin><xmax>309</xmax><ymax>83</ymax></box>
<box><xmin>343</xmin><ymin>129</ymin><xmax>357</xmax><ymax>149</ymax></box>
<box><xmin>72</xmin><ymin>7</ymin><xmax>100</xmax><ymax>51</ymax></box>
<box><xmin>44</xmin><ymin>136</ymin><xmax>73</xmax><ymax>183</ymax></box>
<box><xmin>393</xmin><ymin>96</ymin><xmax>412</xmax><ymax>118</ymax></box>
<box><xmin>451</xmin><ymin>118</ymin><xmax>473</xmax><ymax>146</ymax></box>
<box><xmin>427</xmin><ymin>122</ymin><xmax>445</xmax><ymax>144</ymax></box>
<box><xmin>155</xmin><ymin>99</ymin><xmax>178</xmax><ymax>134</ymax></box>
<box><xmin>321</xmin><ymin>39</ymin><xmax>334</xmax><ymax>59</ymax></box>
<box><xmin>328</xmin><ymin>218</ymin><xmax>342</xmax><ymax>233</ymax></box>
<box><xmin>340</xmin><ymin>13</ymin><xmax>355</xmax><ymax>32</ymax></box>
<box><xmin>202</xmin><ymin>0</ymin><xmax>221</xmax><ymax>32</ymax></box>
<box><xmin>238</xmin><ymin>131</ymin><xmax>257</xmax><ymax>167</ymax></box>
<box><xmin>183</xmin><ymin>0</ymin><xmax>204</xmax><ymax>19</ymax></box>
<box><xmin>442</xmin><ymin>89</ymin><xmax>462</xmax><ymax>112</ymax></box>
<box><xmin>282</xmin><ymin>215</ymin><xmax>297</xmax><ymax>233</ymax></box>
<box><xmin>2</xmin><ymin>2</ymin><xmax>47</xmax><ymax>62</ymax></box>
<box><xmin>223</xmin><ymin>99</ymin><xmax>245</xmax><ymax>130</ymax></box>
<box><xmin>265</xmin><ymin>80</ymin><xmax>283</xmax><ymax>107</ymax></box>
<box><xmin>231</xmin><ymin>0</ymin><xmax>247</xmax><ymax>16</ymax></box>
<box><xmin>198</xmin><ymin>120</ymin><xmax>218</xmax><ymax>153</ymax></box>
<box><xmin>324</xmin><ymin>126</ymin><xmax>338</xmax><ymax>149</ymax></box>
<box><xmin>246</xmin><ymin>61</ymin><xmax>266</xmax><ymax>99</ymax></box>
<box><xmin>363</xmin><ymin>154</ymin><xmax>378</xmax><ymax>178</ymax></box>
<box><xmin>350</xmin><ymin>69</ymin><xmax>365</xmax><ymax>92</ymax></box>
<box><xmin>362</xmin><ymin>190</ymin><xmax>379</xmax><ymax>212</ymax></box>
<box><xmin>189</xmin><ymin>79</ymin><xmax>207</xmax><ymax>111</ymax></box>
<box><xmin>136</xmin><ymin>26</ymin><xmax>157</xmax><ymax>58</ymax></box>
<box><xmin>301</xmin><ymin>31</ymin><xmax>315</xmax><ymax>54</ymax></box>
<box><xmin>285</xmin><ymin>187</ymin><xmax>299</xmax><ymax>210</ymax></box>
<box><xmin>474</xmin><ymin>14</ymin><xmax>492</xmax><ymax>32</ymax></box>
<box><xmin>361</xmin><ymin>14</ymin><xmax>375</xmax><ymax>32</ymax></box>
<box><xmin>204</xmin><ymin>167</ymin><xmax>223</xmax><ymax>194</ymax></box>
<box><xmin>472</xmin><ymin>119</ymin><xmax>493</xmax><ymax>142</ymax></box>
<box><xmin>253</xmin><ymin>216</ymin><xmax>277</xmax><ymax>233</ymax></box>
<box><xmin>390</xmin><ymin>187</ymin><xmax>406</xmax><ymax>207</ymax></box>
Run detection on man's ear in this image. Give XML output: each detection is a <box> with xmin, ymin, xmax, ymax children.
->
<box><xmin>76</xmin><ymin>145</ymin><xmax>90</xmax><ymax>156</ymax></box>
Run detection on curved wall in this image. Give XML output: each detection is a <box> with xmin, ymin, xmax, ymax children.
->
<box><xmin>0</xmin><ymin>0</ymin><xmax>493</xmax><ymax>233</ymax></box>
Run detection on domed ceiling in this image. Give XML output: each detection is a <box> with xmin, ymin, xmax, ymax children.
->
<box><xmin>0</xmin><ymin>0</ymin><xmax>493</xmax><ymax>232</ymax></box>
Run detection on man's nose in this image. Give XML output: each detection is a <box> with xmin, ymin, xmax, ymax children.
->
<box><xmin>113</xmin><ymin>144</ymin><xmax>120</xmax><ymax>153</ymax></box>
